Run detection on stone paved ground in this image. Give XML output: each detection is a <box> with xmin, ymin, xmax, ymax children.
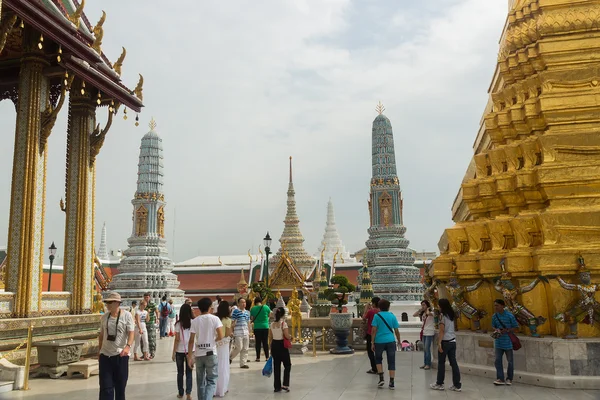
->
<box><xmin>2</xmin><ymin>337</ymin><xmax>600</xmax><ymax>400</ymax></box>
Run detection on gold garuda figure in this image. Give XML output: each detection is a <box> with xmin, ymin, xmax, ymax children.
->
<box><xmin>445</xmin><ymin>260</ymin><xmax>487</xmax><ymax>332</ymax></box>
<box><xmin>423</xmin><ymin>265</ymin><xmax>440</xmax><ymax>328</ymax></box>
<box><xmin>287</xmin><ymin>287</ymin><xmax>302</xmax><ymax>343</ymax></box>
<box><xmin>552</xmin><ymin>256</ymin><xmax>600</xmax><ymax>339</ymax></box>
<box><xmin>494</xmin><ymin>258</ymin><xmax>547</xmax><ymax>337</ymax></box>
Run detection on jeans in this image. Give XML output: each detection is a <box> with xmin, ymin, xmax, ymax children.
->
<box><xmin>436</xmin><ymin>341</ymin><xmax>461</xmax><ymax>389</ymax></box>
<box><xmin>495</xmin><ymin>348</ymin><xmax>514</xmax><ymax>381</ymax></box>
<box><xmin>195</xmin><ymin>354</ymin><xmax>218</xmax><ymax>400</ymax></box>
<box><xmin>230</xmin><ymin>335</ymin><xmax>249</xmax><ymax>367</ymax></box>
<box><xmin>176</xmin><ymin>352</ymin><xmax>193</xmax><ymax>396</ymax></box>
<box><xmin>365</xmin><ymin>334</ymin><xmax>377</xmax><ymax>371</ymax></box>
<box><xmin>254</xmin><ymin>328</ymin><xmax>269</xmax><ymax>360</ymax></box>
<box><xmin>271</xmin><ymin>340</ymin><xmax>291</xmax><ymax>390</ymax></box>
<box><xmin>99</xmin><ymin>354</ymin><xmax>129</xmax><ymax>400</ymax></box>
<box><xmin>159</xmin><ymin>317</ymin><xmax>169</xmax><ymax>338</ymax></box>
<box><xmin>423</xmin><ymin>335</ymin><xmax>433</xmax><ymax>367</ymax></box>
<box><xmin>374</xmin><ymin>342</ymin><xmax>396</xmax><ymax>371</ymax></box>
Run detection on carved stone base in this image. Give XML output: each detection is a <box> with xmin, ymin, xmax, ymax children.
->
<box><xmin>34</xmin><ymin>365</ymin><xmax>68</xmax><ymax>379</ymax></box>
<box><xmin>433</xmin><ymin>331</ymin><xmax>600</xmax><ymax>389</ymax></box>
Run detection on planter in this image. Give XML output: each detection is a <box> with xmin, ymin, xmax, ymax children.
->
<box><xmin>35</xmin><ymin>339</ymin><xmax>85</xmax><ymax>379</ymax></box>
<box><xmin>311</xmin><ymin>304</ymin><xmax>332</xmax><ymax>317</ymax></box>
<box><xmin>329</xmin><ymin>313</ymin><xmax>354</xmax><ymax>354</ymax></box>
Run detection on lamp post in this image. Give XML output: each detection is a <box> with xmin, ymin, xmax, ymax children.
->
<box><xmin>47</xmin><ymin>242</ymin><xmax>57</xmax><ymax>292</ymax></box>
<box><xmin>263</xmin><ymin>232</ymin><xmax>272</xmax><ymax>287</ymax></box>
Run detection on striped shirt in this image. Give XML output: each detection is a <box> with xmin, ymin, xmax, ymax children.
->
<box><xmin>231</xmin><ymin>308</ymin><xmax>250</xmax><ymax>337</ymax></box>
<box><xmin>492</xmin><ymin>310</ymin><xmax>519</xmax><ymax>350</ymax></box>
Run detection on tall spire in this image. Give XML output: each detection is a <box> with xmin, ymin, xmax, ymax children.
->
<box><xmin>109</xmin><ymin>121</ymin><xmax>184</xmax><ymax>306</ymax></box>
<box><xmin>365</xmin><ymin>106</ymin><xmax>422</xmax><ymax>302</ymax></box>
<box><xmin>270</xmin><ymin>157</ymin><xmax>315</xmax><ymax>277</ymax></box>
<box><xmin>97</xmin><ymin>222</ymin><xmax>109</xmax><ymax>260</ymax></box>
<box><xmin>315</xmin><ymin>198</ymin><xmax>354</xmax><ymax>262</ymax></box>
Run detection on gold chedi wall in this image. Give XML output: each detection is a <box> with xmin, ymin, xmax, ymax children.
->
<box><xmin>434</xmin><ymin>0</ymin><xmax>600</xmax><ymax>338</ymax></box>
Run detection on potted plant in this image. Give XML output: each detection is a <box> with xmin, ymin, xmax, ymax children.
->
<box><xmin>324</xmin><ymin>276</ymin><xmax>355</xmax><ymax>354</ymax></box>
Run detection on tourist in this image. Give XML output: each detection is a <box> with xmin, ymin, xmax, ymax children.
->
<box><xmin>211</xmin><ymin>295</ymin><xmax>222</xmax><ymax>313</ymax></box>
<box><xmin>215</xmin><ymin>301</ymin><xmax>232</xmax><ymax>397</ymax></box>
<box><xmin>134</xmin><ymin>300</ymin><xmax>150</xmax><ymax>361</ymax></box>
<box><xmin>143</xmin><ymin>292</ymin><xmax>159</xmax><ymax>359</ymax></box>
<box><xmin>173</xmin><ymin>303</ymin><xmax>194</xmax><ymax>400</ymax></box>
<box><xmin>414</xmin><ymin>300</ymin><xmax>434</xmax><ymax>370</ymax></box>
<box><xmin>168</xmin><ymin>298</ymin><xmax>177</xmax><ymax>336</ymax></box>
<box><xmin>430</xmin><ymin>298</ymin><xmax>462</xmax><ymax>392</ymax></box>
<box><xmin>250</xmin><ymin>296</ymin><xmax>270</xmax><ymax>362</ymax></box>
<box><xmin>362</xmin><ymin>296</ymin><xmax>380</xmax><ymax>374</ymax></box>
<box><xmin>98</xmin><ymin>291</ymin><xmax>135</xmax><ymax>400</ymax></box>
<box><xmin>230</xmin><ymin>298</ymin><xmax>251</xmax><ymax>369</ymax></box>
<box><xmin>492</xmin><ymin>298</ymin><xmax>519</xmax><ymax>386</ymax></box>
<box><xmin>371</xmin><ymin>299</ymin><xmax>401</xmax><ymax>390</ymax></box>
<box><xmin>129</xmin><ymin>300</ymin><xmax>138</xmax><ymax>317</ymax></box>
<box><xmin>269</xmin><ymin>307</ymin><xmax>292</xmax><ymax>393</ymax></box>
<box><xmin>159</xmin><ymin>295</ymin><xmax>172</xmax><ymax>339</ymax></box>
<box><xmin>187</xmin><ymin>297</ymin><xmax>224</xmax><ymax>400</ymax></box>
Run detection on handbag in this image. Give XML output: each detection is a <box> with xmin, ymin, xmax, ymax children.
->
<box><xmin>281</xmin><ymin>322</ymin><xmax>292</xmax><ymax>349</ymax></box>
<box><xmin>493</xmin><ymin>314</ymin><xmax>521</xmax><ymax>351</ymax></box>
<box><xmin>262</xmin><ymin>356</ymin><xmax>273</xmax><ymax>377</ymax></box>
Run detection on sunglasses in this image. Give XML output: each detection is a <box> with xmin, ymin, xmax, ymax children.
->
<box><xmin>105</xmin><ymin>301</ymin><xmax>118</xmax><ymax>304</ymax></box>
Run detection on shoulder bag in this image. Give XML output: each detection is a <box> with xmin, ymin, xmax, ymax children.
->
<box><xmin>376</xmin><ymin>313</ymin><xmax>395</xmax><ymax>335</ymax></box>
<box><xmin>281</xmin><ymin>322</ymin><xmax>292</xmax><ymax>349</ymax></box>
<box><xmin>493</xmin><ymin>314</ymin><xmax>521</xmax><ymax>351</ymax></box>
<box><xmin>251</xmin><ymin>305</ymin><xmax>268</xmax><ymax>323</ymax></box>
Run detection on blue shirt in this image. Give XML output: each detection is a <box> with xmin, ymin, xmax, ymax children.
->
<box><xmin>371</xmin><ymin>311</ymin><xmax>399</xmax><ymax>344</ymax></box>
<box><xmin>231</xmin><ymin>308</ymin><xmax>250</xmax><ymax>337</ymax></box>
<box><xmin>492</xmin><ymin>310</ymin><xmax>518</xmax><ymax>350</ymax></box>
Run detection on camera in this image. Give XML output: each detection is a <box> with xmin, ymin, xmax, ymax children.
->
<box><xmin>107</xmin><ymin>334</ymin><xmax>116</xmax><ymax>342</ymax></box>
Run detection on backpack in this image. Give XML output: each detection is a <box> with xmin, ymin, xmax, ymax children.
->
<box><xmin>160</xmin><ymin>302</ymin><xmax>171</xmax><ymax>318</ymax></box>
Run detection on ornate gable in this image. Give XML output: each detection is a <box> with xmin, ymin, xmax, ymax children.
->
<box><xmin>269</xmin><ymin>251</ymin><xmax>305</xmax><ymax>289</ymax></box>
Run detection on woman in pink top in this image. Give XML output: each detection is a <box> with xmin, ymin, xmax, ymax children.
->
<box><xmin>362</xmin><ymin>296</ymin><xmax>380</xmax><ymax>374</ymax></box>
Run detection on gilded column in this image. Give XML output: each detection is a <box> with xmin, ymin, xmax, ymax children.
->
<box><xmin>5</xmin><ymin>27</ymin><xmax>50</xmax><ymax>317</ymax></box>
<box><xmin>62</xmin><ymin>79</ymin><xmax>96</xmax><ymax>314</ymax></box>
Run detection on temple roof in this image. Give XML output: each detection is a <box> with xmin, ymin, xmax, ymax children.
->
<box><xmin>2</xmin><ymin>0</ymin><xmax>143</xmax><ymax>111</ymax></box>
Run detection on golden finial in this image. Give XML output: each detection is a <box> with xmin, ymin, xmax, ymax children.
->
<box><xmin>376</xmin><ymin>101</ymin><xmax>385</xmax><ymax>115</ymax></box>
<box><xmin>91</xmin><ymin>11</ymin><xmax>106</xmax><ymax>54</ymax></box>
<box><xmin>113</xmin><ymin>47</ymin><xmax>126</xmax><ymax>76</ymax></box>
<box><xmin>248</xmin><ymin>249</ymin><xmax>252</xmax><ymax>264</ymax></box>
<box><xmin>218</xmin><ymin>256</ymin><xmax>223</xmax><ymax>265</ymax></box>
<box><xmin>149</xmin><ymin>117</ymin><xmax>157</xmax><ymax>131</ymax></box>
<box><xmin>258</xmin><ymin>244</ymin><xmax>263</xmax><ymax>258</ymax></box>
<box><xmin>68</xmin><ymin>0</ymin><xmax>85</xmax><ymax>29</ymax></box>
<box><xmin>134</xmin><ymin>74</ymin><xmax>144</xmax><ymax>101</ymax></box>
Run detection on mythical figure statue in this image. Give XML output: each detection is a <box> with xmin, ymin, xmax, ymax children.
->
<box><xmin>423</xmin><ymin>272</ymin><xmax>440</xmax><ymax>328</ymax></box>
<box><xmin>92</xmin><ymin>291</ymin><xmax>105</xmax><ymax>314</ymax></box>
<box><xmin>287</xmin><ymin>288</ymin><xmax>302</xmax><ymax>343</ymax></box>
<box><xmin>445</xmin><ymin>261</ymin><xmax>487</xmax><ymax>332</ymax></box>
<box><xmin>494</xmin><ymin>258</ymin><xmax>547</xmax><ymax>337</ymax></box>
<box><xmin>553</xmin><ymin>256</ymin><xmax>600</xmax><ymax>339</ymax></box>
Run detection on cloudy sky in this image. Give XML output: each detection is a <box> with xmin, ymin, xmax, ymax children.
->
<box><xmin>0</xmin><ymin>0</ymin><xmax>508</xmax><ymax>263</ymax></box>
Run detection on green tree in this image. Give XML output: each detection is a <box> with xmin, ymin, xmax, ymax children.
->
<box><xmin>324</xmin><ymin>275</ymin><xmax>356</xmax><ymax>311</ymax></box>
<box><xmin>250</xmin><ymin>282</ymin><xmax>275</xmax><ymax>304</ymax></box>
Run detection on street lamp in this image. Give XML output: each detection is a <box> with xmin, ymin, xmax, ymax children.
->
<box><xmin>47</xmin><ymin>242</ymin><xmax>57</xmax><ymax>292</ymax></box>
<box><xmin>263</xmin><ymin>232</ymin><xmax>272</xmax><ymax>287</ymax></box>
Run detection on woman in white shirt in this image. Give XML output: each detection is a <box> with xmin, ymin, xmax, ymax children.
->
<box><xmin>172</xmin><ymin>303</ymin><xmax>194</xmax><ymax>400</ymax></box>
<box><xmin>134</xmin><ymin>301</ymin><xmax>149</xmax><ymax>361</ymax></box>
<box><xmin>414</xmin><ymin>300</ymin><xmax>435</xmax><ymax>370</ymax></box>
<box><xmin>269</xmin><ymin>307</ymin><xmax>292</xmax><ymax>393</ymax></box>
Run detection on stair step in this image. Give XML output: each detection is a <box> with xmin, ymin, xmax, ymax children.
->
<box><xmin>0</xmin><ymin>380</ymin><xmax>14</xmax><ymax>394</ymax></box>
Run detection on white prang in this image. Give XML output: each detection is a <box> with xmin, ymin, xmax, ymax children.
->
<box><xmin>315</xmin><ymin>198</ymin><xmax>354</xmax><ymax>262</ymax></box>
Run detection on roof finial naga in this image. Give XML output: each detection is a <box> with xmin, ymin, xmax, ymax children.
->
<box><xmin>134</xmin><ymin>74</ymin><xmax>144</xmax><ymax>102</ymax></box>
<box><xmin>68</xmin><ymin>0</ymin><xmax>85</xmax><ymax>29</ymax></box>
<box><xmin>375</xmin><ymin>101</ymin><xmax>385</xmax><ymax>115</ymax></box>
<box><xmin>92</xmin><ymin>10</ymin><xmax>106</xmax><ymax>54</ymax></box>
<box><xmin>113</xmin><ymin>47</ymin><xmax>127</xmax><ymax>76</ymax></box>
<box><xmin>149</xmin><ymin>117</ymin><xmax>157</xmax><ymax>131</ymax></box>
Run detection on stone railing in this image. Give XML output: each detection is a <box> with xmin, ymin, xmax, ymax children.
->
<box><xmin>250</xmin><ymin>317</ymin><xmax>368</xmax><ymax>351</ymax></box>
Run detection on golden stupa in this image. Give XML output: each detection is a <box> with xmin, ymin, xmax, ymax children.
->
<box><xmin>433</xmin><ymin>0</ymin><xmax>600</xmax><ymax>338</ymax></box>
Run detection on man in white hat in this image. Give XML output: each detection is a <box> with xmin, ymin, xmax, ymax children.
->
<box><xmin>99</xmin><ymin>291</ymin><xmax>135</xmax><ymax>400</ymax></box>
